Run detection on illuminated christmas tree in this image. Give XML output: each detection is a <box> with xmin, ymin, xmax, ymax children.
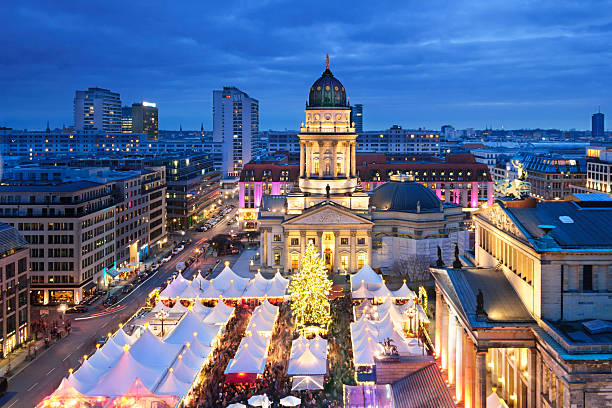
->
<box><xmin>289</xmin><ymin>243</ymin><xmax>333</xmax><ymax>329</ymax></box>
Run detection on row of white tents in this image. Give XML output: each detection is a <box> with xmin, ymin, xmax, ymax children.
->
<box><xmin>38</xmin><ymin>301</ymin><xmax>234</xmax><ymax>407</ymax></box>
<box><xmin>159</xmin><ymin>265</ymin><xmax>289</xmax><ymax>300</ymax></box>
<box><xmin>287</xmin><ymin>335</ymin><xmax>328</xmax><ymax>391</ymax></box>
<box><xmin>224</xmin><ymin>300</ymin><xmax>280</xmax><ymax>381</ymax></box>
<box><xmin>350</xmin><ymin>264</ymin><xmax>417</xmax><ymax>300</ymax></box>
<box><xmin>351</xmin><ymin>300</ymin><xmax>425</xmax><ymax>366</ymax></box>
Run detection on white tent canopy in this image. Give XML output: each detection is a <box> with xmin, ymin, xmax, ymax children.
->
<box><xmin>156</xmin><ymin>370</ymin><xmax>191</xmax><ymax>397</ymax></box>
<box><xmin>164</xmin><ymin>310</ymin><xmax>221</xmax><ymax>348</ymax></box>
<box><xmin>287</xmin><ymin>345</ymin><xmax>327</xmax><ymax>376</ymax></box>
<box><xmin>350</xmin><ymin>264</ymin><xmax>383</xmax><ymax>290</ymax></box>
<box><xmin>291</xmin><ymin>375</ymin><xmax>324</xmax><ymax>391</ymax></box>
<box><xmin>212</xmin><ymin>265</ymin><xmax>250</xmax><ymax>292</ymax></box>
<box><xmin>112</xmin><ymin>327</ymin><xmax>138</xmax><ymax>347</ymax></box>
<box><xmin>202</xmin><ymin>300</ymin><xmax>235</xmax><ymax>325</ymax></box>
<box><xmin>392</xmin><ymin>281</ymin><xmax>417</xmax><ymax>299</ymax></box>
<box><xmin>129</xmin><ymin>328</ymin><xmax>182</xmax><ymax>369</ymax></box>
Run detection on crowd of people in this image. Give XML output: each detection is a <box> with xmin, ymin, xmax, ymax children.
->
<box><xmin>186</xmin><ymin>296</ymin><xmax>352</xmax><ymax>408</ymax></box>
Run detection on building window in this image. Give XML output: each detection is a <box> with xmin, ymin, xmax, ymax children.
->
<box><xmin>357</xmin><ymin>237</ymin><xmax>366</xmax><ymax>245</ymax></box>
<box><xmin>291</xmin><ymin>238</ymin><xmax>299</xmax><ymax>246</ymax></box>
<box><xmin>308</xmin><ymin>238</ymin><xmax>316</xmax><ymax>246</ymax></box>
<box><xmin>357</xmin><ymin>254</ymin><xmax>366</xmax><ymax>269</ymax></box>
<box><xmin>341</xmin><ymin>255</ymin><xmax>348</xmax><ymax>271</ymax></box>
<box><xmin>341</xmin><ymin>237</ymin><xmax>349</xmax><ymax>246</ymax></box>
<box><xmin>273</xmin><ymin>234</ymin><xmax>282</xmax><ymax>242</ymax></box>
<box><xmin>583</xmin><ymin>265</ymin><xmax>593</xmax><ymax>291</ymax></box>
<box><xmin>291</xmin><ymin>255</ymin><xmax>299</xmax><ymax>269</ymax></box>
<box><xmin>273</xmin><ymin>253</ymin><xmax>281</xmax><ymax>266</ymax></box>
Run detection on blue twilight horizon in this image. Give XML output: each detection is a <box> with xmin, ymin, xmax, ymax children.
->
<box><xmin>1</xmin><ymin>0</ymin><xmax>612</xmax><ymax>131</ymax></box>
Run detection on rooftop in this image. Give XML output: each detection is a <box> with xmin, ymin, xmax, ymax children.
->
<box><xmin>0</xmin><ymin>223</ymin><xmax>28</xmax><ymax>258</ymax></box>
<box><xmin>0</xmin><ymin>180</ymin><xmax>103</xmax><ymax>193</ymax></box>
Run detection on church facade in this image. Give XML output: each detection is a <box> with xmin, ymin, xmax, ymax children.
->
<box><xmin>258</xmin><ymin>60</ymin><xmax>469</xmax><ymax>273</ymax></box>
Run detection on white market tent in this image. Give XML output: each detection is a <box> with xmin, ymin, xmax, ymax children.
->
<box><xmin>291</xmin><ymin>375</ymin><xmax>324</xmax><ymax>391</ymax></box>
<box><xmin>190</xmin><ymin>299</ymin><xmax>213</xmax><ymax>317</ymax></box>
<box><xmin>351</xmin><ymin>282</ymin><xmax>375</xmax><ymax>300</ymax></box>
<box><xmin>287</xmin><ymin>338</ymin><xmax>328</xmax><ymax>376</ymax></box>
<box><xmin>164</xmin><ymin>310</ymin><xmax>221</xmax><ymax>348</ymax></box>
<box><xmin>391</xmin><ymin>281</ymin><xmax>417</xmax><ymax>299</ymax></box>
<box><xmin>202</xmin><ymin>300</ymin><xmax>235</xmax><ymax>325</ymax></box>
<box><xmin>170</xmin><ymin>300</ymin><xmax>189</xmax><ymax>314</ymax></box>
<box><xmin>129</xmin><ymin>328</ymin><xmax>182</xmax><ymax>369</ymax></box>
<box><xmin>350</xmin><ymin>264</ymin><xmax>383</xmax><ymax>291</ymax></box>
<box><xmin>73</xmin><ymin>358</ymin><xmax>106</xmax><ymax>386</ymax></box>
<box><xmin>159</xmin><ymin>273</ymin><xmax>191</xmax><ymax>299</ymax></box>
<box><xmin>112</xmin><ymin>327</ymin><xmax>138</xmax><ymax>347</ymax></box>
<box><xmin>170</xmin><ymin>357</ymin><xmax>199</xmax><ymax>384</ymax></box>
<box><xmin>352</xmin><ymin>335</ymin><xmax>385</xmax><ymax>366</ymax></box>
<box><xmin>151</xmin><ymin>301</ymin><xmax>172</xmax><ymax>314</ymax></box>
<box><xmin>212</xmin><ymin>265</ymin><xmax>250</xmax><ymax>292</ymax></box>
<box><xmin>155</xmin><ymin>370</ymin><xmax>191</xmax><ymax>397</ymax></box>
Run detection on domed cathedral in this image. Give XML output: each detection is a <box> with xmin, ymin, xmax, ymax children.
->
<box><xmin>257</xmin><ymin>57</ymin><xmax>468</xmax><ymax>274</ymax></box>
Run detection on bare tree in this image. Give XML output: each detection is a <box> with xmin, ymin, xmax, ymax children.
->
<box><xmin>391</xmin><ymin>254</ymin><xmax>434</xmax><ymax>287</ymax></box>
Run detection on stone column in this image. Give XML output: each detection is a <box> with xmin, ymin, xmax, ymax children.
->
<box><xmin>475</xmin><ymin>351</ymin><xmax>487</xmax><ymax>408</ymax></box>
<box><xmin>568</xmin><ymin>264</ymin><xmax>579</xmax><ymax>291</ymax></box>
<box><xmin>527</xmin><ymin>348</ymin><xmax>537</xmax><ymax>408</ymax></box>
<box><xmin>435</xmin><ymin>288</ymin><xmax>443</xmax><ymax>357</ymax></box>
<box><xmin>317</xmin><ymin>231</ymin><xmax>323</xmax><ymax>256</ymax></box>
<box><xmin>332</xmin><ymin>142</ymin><xmax>338</xmax><ymax>177</ymax></box>
<box><xmin>535</xmin><ymin>352</ymin><xmax>542</xmax><ymax>408</ymax></box>
<box><xmin>318</xmin><ymin>142</ymin><xmax>324</xmax><ymax>178</ymax></box>
<box><xmin>448</xmin><ymin>312</ymin><xmax>456</xmax><ymax>385</ymax></box>
<box><xmin>440</xmin><ymin>299</ymin><xmax>449</xmax><ymax>370</ymax></box>
<box><xmin>299</xmin><ymin>142</ymin><xmax>305</xmax><ymax>177</ymax></box>
<box><xmin>463</xmin><ymin>332</ymin><xmax>475</xmax><ymax>408</ymax></box>
<box><xmin>345</xmin><ymin>143</ymin><xmax>350</xmax><ymax>179</ymax></box>
<box><xmin>350</xmin><ymin>230</ymin><xmax>357</xmax><ymax>272</ymax></box>
<box><xmin>305</xmin><ymin>142</ymin><xmax>311</xmax><ymax>179</ymax></box>
<box><xmin>597</xmin><ymin>264</ymin><xmax>608</xmax><ymax>292</ymax></box>
<box><xmin>283</xmin><ymin>231</ymin><xmax>289</xmax><ymax>272</ymax></box>
<box><xmin>262</xmin><ymin>228</ymin><xmax>269</xmax><ymax>267</ymax></box>
<box><xmin>350</xmin><ymin>142</ymin><xmax>356</xmax><ymax>176</ymax></box>
<box><xmin>333</xmin><ymin>230</ymin><xmax>340</xmax><ymax>274</ymax></box>
<box><xmin>455</xmin><ymin>322</ymin><xmax>463</xmax><ymax>402</ymax></box>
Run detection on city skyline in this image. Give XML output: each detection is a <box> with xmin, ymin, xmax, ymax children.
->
<box><xmin>2</xmin><ymin>0</ymin><xmax>612</xmax><ymax>131</ymax></box>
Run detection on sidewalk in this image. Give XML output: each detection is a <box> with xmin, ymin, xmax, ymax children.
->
<box><xmin>0</xmin><ymin>332</ymin><xmax>67</xmax><ymax>378</ymax></box>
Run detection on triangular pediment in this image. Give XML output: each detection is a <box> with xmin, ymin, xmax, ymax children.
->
<box><xmin>478</xmin><ymin>202</ymin><xmax>530</xmax><ymax>244</ymax></box>
<box><xmin>282</xmin><ymin>203</ymin><xmax>373</xmax><ymax>226</ymax></box>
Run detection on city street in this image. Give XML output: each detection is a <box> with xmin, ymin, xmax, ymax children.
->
<box><xmin>1</xmin><ymin>207</ymin><xmax>239</xmax><ymax>408</ymax></box>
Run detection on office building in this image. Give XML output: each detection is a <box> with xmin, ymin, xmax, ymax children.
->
<box><xmin>131</xmin><ymin>102</ymin><xmax>159</xmax><ymax>140</ymax></box>
<box><xmin>583</xmin><ymin>145</ymin><xmax>612</xmax><ymax>193</ymax></box>
<box><xmin>0</xmin><ymin>223</ymin><xmax>30</xmax><ymax>357</ymax></box>
<box><xmin>521</xmin><ymin>154</ymin><xmax>587</xmax><ymax>200</ymax></box>
<box><xmin>74</xmin><ymin>87</ymin><xmax>122</xmax><ymax>133</ymax></box>
<box><xmin>432</xmin><ymin>195</ymin><xmax>612</xmax><ymax>408</ymax></box>
<box><xmin>592</xmin><ymin>110</ymin><xmax>604</xmax><ymax>139</ymax></box>
<box><xmin>352</xmin><ymin>103</ymin><xmax>363</xmax><ymax>133</ymax></box>
<box><xmin>121</xmin><ymin>106</ymin><xmax>133</xmax><ymax>133</ymax></box>
<box><xmin>212</xmin><ymin>87</ymin><xmax>259</xmax><ymax>177</ymax></box>
<box><xmin>357</xmin><ymin>127</ymin><xmax>441</xmax><ymax>155</ymax></box>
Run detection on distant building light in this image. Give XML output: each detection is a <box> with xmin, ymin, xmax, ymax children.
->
<box><xmin>142</xmin><ymin>101</ymin><xmax>157</xmax><ymax>107</ymax></box>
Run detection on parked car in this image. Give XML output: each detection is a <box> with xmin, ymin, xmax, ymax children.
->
<box><xmin>162</xmin><ymin>255</ymin><xmax>172</xmax><ymax>263</ymax></box>
<box><xmin>195</xmin><ymin>226</ymin><xmax>205</xmax><ymax>232</ymax></box>
<box><xmin>151</xmin><ymin>263</ymin><xmax>159</xmax><ymax>272</ymax></box>
<box><xmin>66</xmin><ymin>305</ymin><xmax>88</xmax><ymax>314</ymax></box>
<box><xmin>96</xmin><ymin>336</ymin><xmax>108</xmax><ymax>347</ymax></box>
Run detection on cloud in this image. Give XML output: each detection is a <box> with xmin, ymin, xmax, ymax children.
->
<box><xmin>1</xmin><ymin>0</ymin><xmax>612</xmax><ymax>130</ymax></box>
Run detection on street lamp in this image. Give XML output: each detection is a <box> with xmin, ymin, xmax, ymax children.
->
<box><xmin>155</xmin><ymin>310</ymin><xmax>169</xmax><ymax>336</ymax></box>
<box><xmin>58</xmin><ymin>304</ymin><xmax>67</xmax><ymax>320</ymax></box>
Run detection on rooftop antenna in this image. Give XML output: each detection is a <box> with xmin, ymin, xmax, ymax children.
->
<box><xmin>326</xmin><ymin>53</ymin><xmax>329</xmax><ymax>70</ymax></box>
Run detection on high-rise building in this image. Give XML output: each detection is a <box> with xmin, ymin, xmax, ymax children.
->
<box><xmin>132</xmin><ymin>102</ymin><xmax>159</xmax><ymax>140</ymax></box>
<box><xmin>213</xmin><ymin>87</ymin><xmax>259</xmax><ymax>177</ymax></box>
<box><xmin>121</xmin><ymin>106</ymin><xmax>133</xmax><ymax>133</ymax></box>
<box><xmin>352</xmin><ymin>103</ymin><xmax>363</xmax><ymax>133</ymax></box>
<box><xmin>74</xmin><ymin>87</ymin><xmax>122</xmax><ymax>133</ymax></box>
<box><xmin>592</xmin><ymin>109</ymin><xmax>604</xmax><ymax>138</ymax></box>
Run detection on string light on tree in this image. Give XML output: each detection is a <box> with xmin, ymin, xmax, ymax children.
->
<box><xmin>289</xmin><ymin>243</ymin><xmax>333</xmax><ymax>330</ymax></box>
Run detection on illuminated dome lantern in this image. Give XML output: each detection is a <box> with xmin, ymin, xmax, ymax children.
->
<box><xmin>308</xmin><ymin>55</ymin><xmax>348</xmax><ymax>108</ymax></box>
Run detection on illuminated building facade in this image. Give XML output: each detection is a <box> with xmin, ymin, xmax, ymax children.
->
<box><xmin>131</xmin><ymin>101</ymin><xmax>159</xmax><ymax>140</ymax></box>
<box><xmin>256</xmin><ymin>59</ymin><xmax>473</xmax><ymax>273</ymax></box>
<box><xmin>432</xmin><ymin>196</ymin><xmax>612</xmax><ymax>408</ymax></box>
<box><xmin>74</xmin><ymin>87</ymin><xmax>122</xmax><ymax>133</ymax></box>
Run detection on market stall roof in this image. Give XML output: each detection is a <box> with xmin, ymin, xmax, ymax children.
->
<box><xmin>86</xmin><ymin>347</ymin><xmax>118</xmax><ymax>374</ymax></box>
<box><xmin>371</xmin><ymin>284</ymin><xmax>393</xmax><ymax>299</ymax></box>
<box><xmin>287</xmin><ymin>345</ymin><xmax>327</xmax><ymax>376</ymax></box>
<box><xmin>200</xmin><ymin>282</ymin><xmax>223</xmax><ymax>299</ymax></box>
<box><xmin>191</xmin><ymin>272</ymin><xmax>208</xmax><ymax>288</ymax></box>
<box><xmin>350</xmin><ymin>264</ymin><xmax>383</xmax><ymax>291</ymax></box>
<box><xmin>291</xmin><ymin>375</ymin><xmax>324</xmax><ymax>391</ymax></box>
<box><xmin>73</xmin><ymin>358</ymin><xmax>107</xmax><ymax>386</ymax></box>
<box><xmin>212</xmin><ymin>265</ymin><xmax>250</xmax><ymax>292</ymax></box>
<box><xmin>67</xmin><ymin>372</ymin><xmax>91</xmax><ymax>394</ymax></box>
<box><xmin>179</xmin><ymin>346</ymin><xmax>205</xmax><ymax>371</ymax></box>
<box><xmin>85</xmin><ymin>348</ymin><xmax>165</xmax><ymax>396</ymax></box>
<box><xmin>151</xmin><ymin>301</ymin><xmax>172</xmax><ymax>315</ymax></box>
<box><xmin>155</xmin><ymin>370</ymin><xmax>191</xmax><ymax>397</ymax></box>
<box><xmin>36</xmin><ymin>377</ymin><xmax>107</xmax><ymax>408</ymax></box>
<box><xmin>351</xmin><ymin>282</ymin><xmax>375</xmax><ymax>299</ymax></box>
<box><xmin>267</xmin><ymin>278</ymin><xmax>288</xmax><ymax>298</ymax></box>
<box><xmin>170</xmin><ymin>300</ymin><xmax>189</xmax><ymax>314</ymax></box>
<box><xmin>392</xmin><ymin>282</ymin><xmax>417</xmax><ymax>299</ymax></box>
<box><xmin>222</xmin><ymin>279</ymin><xmax>246</xmax><ymax>298</ymax></box>
<box><xmin>170</xmin><ymin>357</ymin><xmax>198</xmax><ymax>384</ymax></box>
<box><xmin>202</xmin><ymin>301</ymin><xmax>234</xmax><ymax>325</ymax></box>
<box><xmin>190</xmin><ymin>300</ymin><xmax>213</xmax><ymax>317</ymax></box>
<box><xmin>352</xmin><ymin>335</ymin><xmax>385</xmax><ymax>366</ymax></box>
<box><xmin>98</xmin><ymin>337</ymin><xmax>125</xmax><ymax>363</ymax></box>
<box><xmin>164</xmin><ymin>310</ymin><xmax>221</xmax><ymax>348</ymax></box>
<box><xmin>116</xmin><ymin>378</ymin><xmax>179</xmax><ymax>407</ymax></box>
<box><xmin>159</xmin><ymin>275</ymin><xmax>190</xmax><ymax>298</ymax></box>
<box><xmin>179</xmin><ymin>283</ymin><xmax>202</xmax><ymax>299</ymax></box>
<box><xmin>129</xmin><ymin>328</ymin><xmax>182</xmax><ymax>369</ymax></box>
<box><xmin>225</xmin><ymin>344</ymin><xmax>266</xmax><ymax>375</ymax></box>
<box><xmin>112</xmin><ymin>327</ymin><xmax>138</xmax><ymax>347</ymax></box>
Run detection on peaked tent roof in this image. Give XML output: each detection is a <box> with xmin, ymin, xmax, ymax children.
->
<box><xmin>351</xmin><ymin>264</ymin><xmax>383</xmax><ymax>291</ymax></box>
<box><xmin>129</xmin><ymin>328</ymin><xmax>181</xmax><ymax>368</ymax></box>
<box><xmin>155</xmin><ymin>371</ymin><xmax>190</xmax><ymax>397</ymax></box>
<box><xmin>212</xmin><ymin>265</ymin><xmax>250</xmax><ymax>291</ymax></box>
<box><xmin>112</xmin><ymin>327</ymin><xmax>138</xmax><ymax>347</ymax></box>
<box><xmin>287</xmin><ymin>345</ymin><xmax>327</xmax><ymax>376</ymax></box>
<box><xmin>164</xmin><ymin>310</ymin><xmax>221</xmax><ymax>347</ymax></box>
<box><xmin>202</xmin><ymin>300</ymin><xmax>234</xmax><ymax>325</ymax></box>
<box><xmin>352</xmin><ymin>282</ymin><xmax>375</xmax><ymax>299</ymax></box>
<box><xmin>392</xmin><ymin>282</ymin><xmax>417</xmax><ymax>299</ymax></box>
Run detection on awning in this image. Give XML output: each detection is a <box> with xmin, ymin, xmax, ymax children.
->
<box><xmin>106</xmin><ymin>268</ymin><xmax>121</xmax><ymax>278</ymax></box>
<box><xmin>83</xmin><ymin>282</ymin><xmax>97</xmax><ymax>291</ymax></box>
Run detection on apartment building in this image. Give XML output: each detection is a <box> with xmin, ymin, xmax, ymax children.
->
<box><xmin>0</xmin><ymin>223</ymin><xmax>30</xmax><ymax>356</ymax></box>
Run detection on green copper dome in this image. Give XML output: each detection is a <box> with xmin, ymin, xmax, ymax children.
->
<box><xmin>307</xmin><ymin>57</ymin><xmax>348</xmax><ymax>108</ymax></box>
